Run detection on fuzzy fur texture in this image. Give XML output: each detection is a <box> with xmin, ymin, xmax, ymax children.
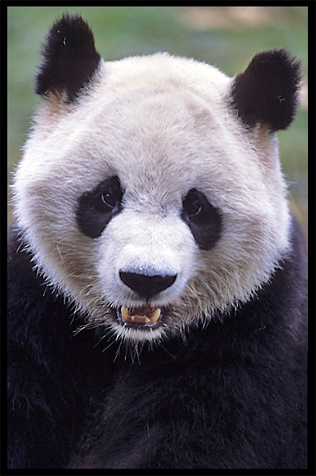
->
<box><xmin>8</xmin><ymin>15</ymin><xmax>307</xmax><ymax>469</ymax></box>
<box><xmin>13</xmin><ymin>52</ymin><xmax>292</xmax><ymax>343</ymax></box>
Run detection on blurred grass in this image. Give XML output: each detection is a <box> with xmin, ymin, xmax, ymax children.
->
<box><xmin>7</xmin><ymin>6</ymin><xmax>308</xmax><ymax>233</ymax></box>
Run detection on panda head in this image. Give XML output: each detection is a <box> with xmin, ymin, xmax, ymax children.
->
<box><xmin>13</xmin><ymin>15</ymin><xmax>301</xmax><ymax>345</ymax></box>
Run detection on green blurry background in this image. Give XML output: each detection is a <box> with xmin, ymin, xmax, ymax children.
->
<box><xmin>7</xmin><ymin>6</ymin><xmax>308</xmax><ymax>233</ymax></box>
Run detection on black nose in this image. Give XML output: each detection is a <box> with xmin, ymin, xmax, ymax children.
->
<box><xmin>119</xmin><ymin>271</ymin><xmax>177</xmax><ymax>299</ymax></box>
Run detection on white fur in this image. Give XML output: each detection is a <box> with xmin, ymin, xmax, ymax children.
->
<box><xmin>13</xmin><ymin>53</ymin><xmax>291</xmax><ymax>343</ymax></box>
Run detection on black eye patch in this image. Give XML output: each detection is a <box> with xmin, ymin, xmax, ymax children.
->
<box><xmin>181</xmin><ymin>189</ymin><xmax>222</xmax><ymax>250</ymax></box>
<box><xmin>76</xmin><ymin>176</ymin><xmax>123</xmax><ymax>238</ymax></box>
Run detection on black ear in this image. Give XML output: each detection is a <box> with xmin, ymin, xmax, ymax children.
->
<box><xmin>35</xmin><ymin>15</ymin><xmax>101</xmax><ymax>101</ymax></box>
<box><xmin>231</xmin><ymin>49</ymin><xmax>301</xmax><ymax>131</ymax></box>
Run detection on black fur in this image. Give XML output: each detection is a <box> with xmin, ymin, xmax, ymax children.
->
<box><xmin>181</xmin><ymin>189</ymin><xmax>222</xmax><ymax>250</ymax></box>
<box><xmin>77</xmin><ymin>178</ymin><xmax>222</xmax><ymax>248</ymax></box>
<box><xmin>7</xmin><ymin>21</ymin><xmax>308</xmax><ymax>468</ymax></box>
<box><xmin>231</xmin><ymin>49</ymin><xmax>301</xmax><ymax>131</ymax></box>
<box><xmin>7</xmin><ymin>217</ymin><xmax>307</xmax><ymax>469</ymax></box>
<box><xmin>76</xmin><ymin>176</ymin><xmax>123</xmax><ymax>238</ymax></box>
<box><xmin>35</xmin><ymin>15</ymin><xmax>100</xmax><ymax>101</ymax></box>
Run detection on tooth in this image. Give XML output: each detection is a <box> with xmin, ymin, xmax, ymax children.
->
<box><xmin>149</xmin><ymin>308</ymin><xmax>161</xmax><ymax>323</ymax></box>
<box><xmin>121</xmin><ymin>306</ymin><xmax>130</xmax><ymax>321</ymax></box>
<box><xmin>120</xmin><ymin>306</ymin><xmax>161</xmax><ymax>324</ymax></box>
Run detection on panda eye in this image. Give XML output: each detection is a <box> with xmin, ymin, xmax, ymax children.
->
<box><xmin>182</xmin><ymin>190</ymin><xmax>203</xmax><ymax>218</ymax></box>
<box><xmin>95</xmin><ymin>177</ymin><xmax>123</xmax><ymax>212</ymax></box>
<box><xmin>77</xmin><ymin>176</ymin><xmax>123</xmax><ymax>239</ymax></box>
<box><xmin>101</xmin><ymin>191</ymin><xmax>116</xmax><ymax>208</ymax></box>
<box><xmin>100</xmin><ymin>188</ymin><xmax>121</xmax><ymax>210</ymax></box>
<box><xmin>181</xmin><ymin>188</ymin><xmax>222</xmax><ymax>251</ymax></box>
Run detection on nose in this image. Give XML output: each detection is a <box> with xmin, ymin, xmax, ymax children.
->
<box><xmin>119</xmin><ymin>271</ymin><xmax>177</xmax><ymax>299</ymax></box>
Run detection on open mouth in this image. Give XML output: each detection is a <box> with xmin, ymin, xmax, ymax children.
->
<box><xmin>117</xmin><ymin>305</ymin><xmax>163</xmax><ymax>330</ymax></box>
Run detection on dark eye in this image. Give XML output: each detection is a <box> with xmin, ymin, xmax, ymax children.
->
<box><xmin>97</xmin><ymin>179</ymin><xmax>122</xmax><ymax>212</ymax></box>
<box><xmin>182</xmin><ymin>189</ymin><xmax>204</xmax><ymax>220</ymax></box>
<box><xmin>101</xmin><ymin>191</ymin><xmax>117</xmax><ymax>208</ymax></box>
<box><xmin>77</xmin><ymin>176</ymin><xmax>123</xmax><ymax>238</ymax></box>
<box><xmin>183</xmin><ymin>192</ymin><xmax>202</xmax><ymax>218</ymax></box>
<box><xmin>181</xmin><ymin>189</ymin><xmax>222</xmax><ymax>250</ymax></box>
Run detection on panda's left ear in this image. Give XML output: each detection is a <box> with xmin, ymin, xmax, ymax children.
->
<box><xmin>231</xmin><ymin>49</ymin><xmax>301</xmax><ymax>131</ymax></box>
<box><xmin>35</xmin><ymin>14</ymin><xmax>101</xmax><ymax>101</ymax></box>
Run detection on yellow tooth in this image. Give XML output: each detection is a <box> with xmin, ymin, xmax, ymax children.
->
<box><xmin>121</xmin><ymin>305</ymin><xmax>130</xmax><ymax>321</ymax></box>
<box><xmin>148</xmin><ymin>308</ymin><xmax>161</xmax><ymax>323</ymax></box>
<box><xmin>120</xmin><ymin>306</ymin><xmax>161</xmax><ymax>324</ymax></box>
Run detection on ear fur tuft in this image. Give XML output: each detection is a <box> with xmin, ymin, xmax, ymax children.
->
<box><xmin>35</xmin><ymin>14</ymin><xmax>101</xmax><ymax>101</ymax></box>
<box><xmin>231</xmin><ymin>49</ymin><xmax>301</xmax><ymax>131</ymax></box>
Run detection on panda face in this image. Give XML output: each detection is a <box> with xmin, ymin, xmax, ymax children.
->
<box><xmin>14</xmin><ymin>18</ymin><xmax>299</xmax><ymax>344</ymax></box>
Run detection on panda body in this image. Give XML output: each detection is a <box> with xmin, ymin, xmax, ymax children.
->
<box><xmin>8</xmin><ymin>15</ymin><xmax>307</xmax><ymax>469</ymax></box>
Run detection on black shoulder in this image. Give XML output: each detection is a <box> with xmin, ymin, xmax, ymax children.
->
<box><xmin>8</xmin><ymin>224</ymin><xmax>48</xmax><ymax>303</ymax></box>
<box><xmin>7</xmin><ymin>225</ymin><xmax>73</xmax><ymax>347</ymax></box>
<box><xmin>241</xmin><ymin>213</ymin><xmax>307</xmax><ymax>345</ymax></box>
<box><xmin>35</xmin><ymin>14</ymin><xmax>101</xmax><ymax>101</ymax></box>
<box><xmin>231</xmin><ymin>49</ymin><xmax>301</xmax><ymax>131</ymax></box>
<box><xmin>7</xmin><ymin>226</ymin><xmax>86</xmax><ymax>469</ymax></box>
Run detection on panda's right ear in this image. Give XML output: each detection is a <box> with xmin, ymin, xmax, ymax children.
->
<box><xmin>35</xmin><ymin>14</ymin><xmax>101</xmax><ymax>102</ymax></box>
<box><xmin>231</xmin><ymin>49</ymin><xmax>301</xmax><ymax>131</ymax></box>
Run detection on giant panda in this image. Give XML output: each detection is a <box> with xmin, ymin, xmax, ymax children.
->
<box><xmin>7</xmin><ymin>14</ymin><xmax>307</xmax><ymax>469</ymax></box>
